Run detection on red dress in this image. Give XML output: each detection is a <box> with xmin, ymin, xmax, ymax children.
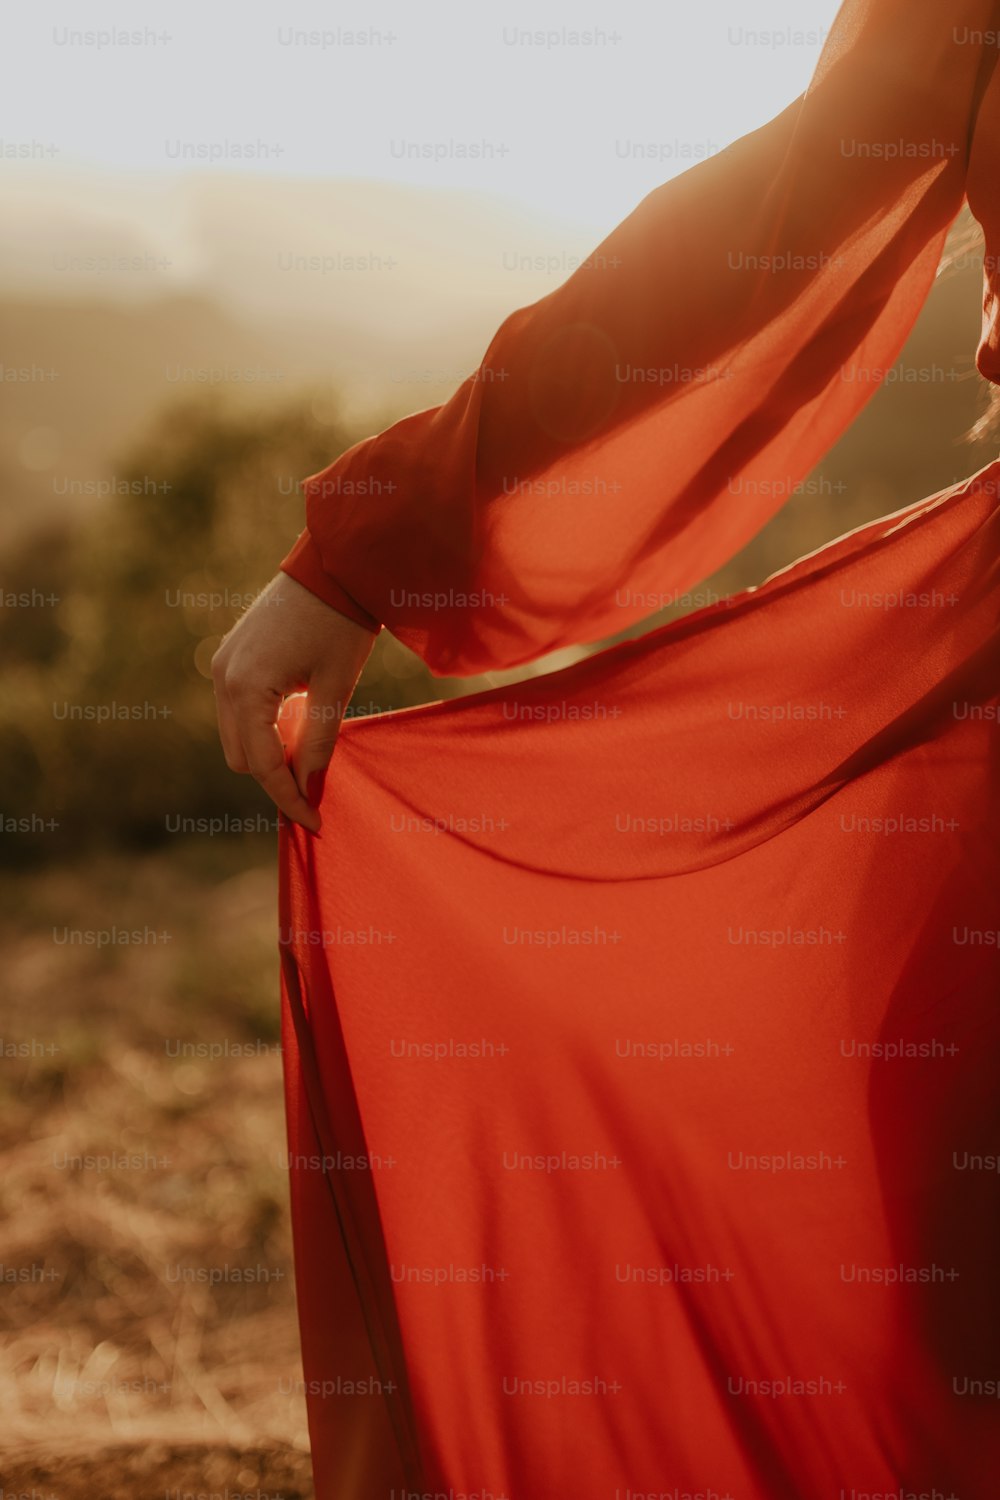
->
<box><xmin>278</xmin><ymin>2</ymin><xmax>1000</xmax><ymax>1493</ymax></box>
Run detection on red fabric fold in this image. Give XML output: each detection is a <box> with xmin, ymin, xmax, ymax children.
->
<box><xmin>281</xmin><ymin>463</ymin><xmax>1000</xmax><ymax>1495</ymax></box>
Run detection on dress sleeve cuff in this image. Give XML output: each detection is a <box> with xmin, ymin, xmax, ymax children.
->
<box><xmin>279</xmin><ymin>529</ymin><xmax>381</xmax><ymax>634</ymax></box>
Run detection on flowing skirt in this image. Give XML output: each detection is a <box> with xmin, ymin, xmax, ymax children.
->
<box><xmin>279</xmin><ymin>463</ymin><xmax>1000</xmax><ymax>1499</ymax></box>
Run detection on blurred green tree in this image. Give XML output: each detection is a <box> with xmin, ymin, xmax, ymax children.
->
<box><xmin>0</xmin><ymin>394</ymin><xmax>433</xmax><ymax>864</ymax></box>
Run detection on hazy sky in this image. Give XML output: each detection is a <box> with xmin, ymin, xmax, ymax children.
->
<box><xmin>3</xmin><ymin>0</ymin><xmax>843</xmax><ymax>230</ymax></box>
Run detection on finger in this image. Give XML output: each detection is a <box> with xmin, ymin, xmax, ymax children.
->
<box><xmin>276</xmin><ymin>692</ymin><xmax>309</xmax><ymax>758</ymax></box>
<box><xmin>238</xmin><ymin>693</ymin><xmax>323</xmax><ymax>833</ymax></box>
<box><xmin>277</xmin><ymin>693</ymin><xmax>332</xmax><ymax>805</ymax></box>
<box><xmin>256</xmin><ymin>747</ymin><xmax>323</xmax><ymax>834</ymax></box>
<box><xmin>212</xmin><ymin>676</ymin><xmax>250</xmax><ymax>773</ymax></box>
<box><xmin>290</xmin><ymin>676</ymin><xmax>348</xmax><ymax>804</ymax></box>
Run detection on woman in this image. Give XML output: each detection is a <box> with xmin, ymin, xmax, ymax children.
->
<box><xmin>213</xmin><ymin>0</ymin><xmax>1000</xmax><ymax>1493</ymax></box>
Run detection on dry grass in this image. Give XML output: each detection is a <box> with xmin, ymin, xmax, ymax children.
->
<box><xmin>0</xmin><ymin>841</ymin><xmax>314</xmax><ymax>1498</ymax></box>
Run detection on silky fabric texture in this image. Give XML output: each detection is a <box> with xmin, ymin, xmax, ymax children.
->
<box><xmin>280</xmin><ymin>467</ymin><xmax>1000</xmax><ymax>1497</ymax></box>
<box><xmin>275</xmin><ymin>0</ymin><xmax>1000</xmax><ymax>1493</ymax></box>
<box><xmin>282</xmin><ymin>0</ymin><xmax>1000</xmax><ymax>675</ymax></box>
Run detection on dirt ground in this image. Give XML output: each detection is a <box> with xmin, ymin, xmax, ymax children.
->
<box><xmin>0</xmin><ymin>1438</ymin><xmax>314</xmax><ymax>1499</ymax></box>
<box><xmin>0</xmin><ymin>842</ymin><xmax>316</xmax><ymax>1498</ymax></box>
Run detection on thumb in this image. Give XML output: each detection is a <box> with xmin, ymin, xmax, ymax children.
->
<box><xmin>290</xmin><ymin>676</ymin><xmax>349</xmax><ymax>808</ymax></box>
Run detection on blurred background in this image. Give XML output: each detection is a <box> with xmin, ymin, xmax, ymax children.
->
<box><xmin>1</xmin><ymin>1</ymin><xmax>997</xmax><ymax>1493</ymax></box>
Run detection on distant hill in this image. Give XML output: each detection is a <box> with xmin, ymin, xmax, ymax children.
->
<box><xmin>0</xmin><ymin>169</ymin><xmax>605</xmax><ymax>547</ymax></box>
<box><xmin>0</xmin><ymin>169</ymin><xmax>995</xmax><ymax>561</ymax></box>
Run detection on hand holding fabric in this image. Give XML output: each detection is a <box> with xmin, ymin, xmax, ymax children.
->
<box><xmin>211</xmin><ymin>573</ymin><xmax>376</xmax><ymax>831</ymax></box>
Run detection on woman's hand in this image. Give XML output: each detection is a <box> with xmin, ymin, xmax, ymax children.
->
<box><xmin>211</xmin><ymin>573</ymin><xmax>377</xmax><ymax>833</ymax></box>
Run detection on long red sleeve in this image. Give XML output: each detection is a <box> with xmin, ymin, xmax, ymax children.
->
<box><xmin>282</xmin><ymin>0</ymin><xmax>1000</xmax><ymax>675</ymax></box>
